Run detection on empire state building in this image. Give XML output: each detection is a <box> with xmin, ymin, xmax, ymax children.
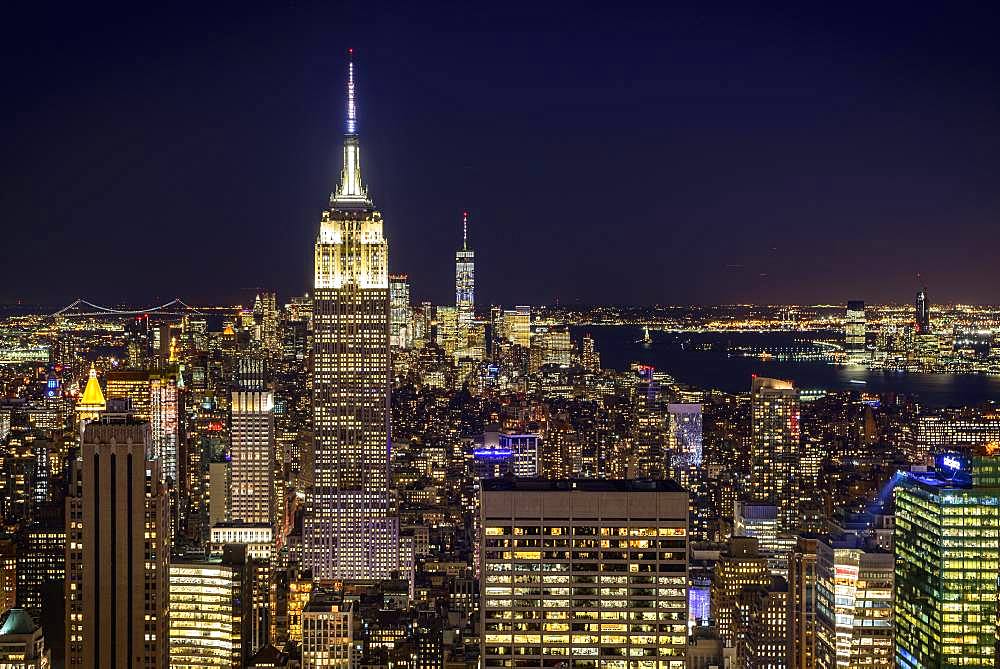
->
<box><xmin>304</xmin><ymin>51</ymin><xmax>398</xmax><ymax>579</ymax></box>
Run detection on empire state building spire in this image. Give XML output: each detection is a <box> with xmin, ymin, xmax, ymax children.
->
<box><xmin>333</xmin><ymin>48</ymin><xmax>370</xmax><ymax>207</ymax></box>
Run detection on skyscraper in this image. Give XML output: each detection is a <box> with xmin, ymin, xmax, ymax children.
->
<box><xmin>894</xmin><ymin>451</ymin><xmax>999</xmax><ymax>668</ymax></box>
<box><xmin>455</xmin><ymin>211</ymin><xmax>475</xmax><ymax>339</ymax></box>
<box><xmin>787</xmin><ymin>536</ymin><xmax>818</xmax><ymax>669</ymax></box>
<box><xmin>845</xmin><ymin>300</ymin><xmax>866</xmax><ymax>364</ymax></box>
<box><xmin>750</xmin><ymin>376</ymin><xmax>801</xmax><ymax>531</ymax></box>
<box><xmin>65</xmin><ymin>419</ymin><xmax>170</xmax><ymax>669</ymax></box>
<box><xmin>815</xmin><ymin>533</ymin><xmax>893</xmax><ymax>669</ymax></box>
<box><xmin>254</xmin><ymin>292</ymin><xmax>281</xmax><ymax>356</ymax></box>
<box><xmin>0</xmin><ymin>540</ymin><xmax>15</xmax><ymax>614</ymax></box>
<box><xmin>480</xmin><ymin>479</ymin><xmax>689</xmax><ymax>668</ymax></box>
<box><xmin>914</xmin><ymin>286</ymin><xmax>930</xmax><ymax>334</ymax></box>
<box><xmin>75</xmin><ymin>366</ymin><xmax>105</xmax><ymax>434</ymax></box>
<box><xmin>304</xmin><ymin>51</ymin><xmax>398</xmax><ymax>580</ymax></box>
<box><xmin>388</xmin><ymin>273</ymin><xmax>412</xmax><ymax>349</ymax></box>
<box><xmin>230</xmin><ymin>389</ymin><xmax>275</xmax><ymax>526</ymax></box>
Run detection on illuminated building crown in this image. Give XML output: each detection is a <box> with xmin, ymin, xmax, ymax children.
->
<box><xmin>332</xmin><ymin>48</ymin><xmax>371</xmax><ymax>209</ymax></box>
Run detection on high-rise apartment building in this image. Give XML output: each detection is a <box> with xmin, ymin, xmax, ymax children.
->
<box><xmin>480</xmin><ymin>479</ymin><xmax>689</xmax><ymax>668</ymax></box>
<box><xmin>254</xmin><ymin>292</ymin><xmax>281</xmax><ymax>356</ymax></box>
<box><xmin>455</xmin><ymin>211</ymin><xmax>475</xmax><ymax>338</ymax></box>
<box><xmin>845</xmin><ymin>300</ymin><xmax>866</xmax><ymax>364</ymax></box>
<box><xmin>894</xmin><ymin>451</ymin><xmax>999</xmax><ymax>668</ymax></box>
<box><xmin>913</xmin><ymin>411</ymin><xmax>1000</xmax><ymax>460</ymax></box>
<box><xmin>580</xmin><ymin>333</ymin><xmax>600</xmax><ymax>371</ymax></box>
<box><xmin>733</xmin><ymin>501</ymin><xmax>794</xmax><ymax>573</ymax></box>
<box><xmin>65</xmin><ymin>419</ymin><xmax>170</xmax><ymax>669</ymax></box>
<box><xmin>304</xmin><ymin>51</ymin><xmax>398</xmax><ymax>580</ymax></box>
<box><xmin>815</xmin><ymin>533</ymin><xmax>893</xmax><ymax>669</ymax></box>
<box><xmin>16</xmin><ymin>523</ymin><xmax>64</xmax><ymax>618</ymax></box>
<box><xmin>106</xmin><ymin>369</ymin><xmax>180</xmax><ymax>489</ymax></box>
<box><xmin>169</xmin><ymin>545</ymin><xmax>253</xmax><ymax>669</ymax></box>
<box><xmin>149</xmin><ymin>371</ymin><xmax>180</xmax><ymax>498</ymax></box>
<box><xmin>435</xmin><ymin>306</ymin><xmax>459</xmax><ymax>356</ymax></box>
<box><xmin>530</xmin><ymin>326</ymin><xmax>571</xmax><ymax>369</ymax></box>
<box><xmin>750</xmin><ymin>377</ymin><xmax>801</xmax><ymax>531</ymax></box>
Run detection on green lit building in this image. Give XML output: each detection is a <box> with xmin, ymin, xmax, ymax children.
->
<box><xmin>893</xmin><ymin>451</ymin><xmax>1000</xmax><ymax>668</ymax></box>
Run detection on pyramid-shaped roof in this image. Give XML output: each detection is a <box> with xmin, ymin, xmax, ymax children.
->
<box><xmin>0</xmin><ymin>609</ymin><xmax>37</xmax><ymax>635</ymax></box>
<box><xmin>79</xmin><ymin>366</ymin><xmax>106</xmax><ymax>408</ymax></box>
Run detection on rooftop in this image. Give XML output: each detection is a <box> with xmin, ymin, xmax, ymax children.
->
<box><xmin>0</xmin><ymin>609</ymin><xmax>37</xmax><ymax>636</ymax></box>
<box><xmin>483</xmin><ymin>478</ymin><xmax>685</xmax><ymax>493</ymax></box>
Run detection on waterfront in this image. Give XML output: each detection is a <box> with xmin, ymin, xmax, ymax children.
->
<box><xmin>574</xmin><ymin>325</ymin><xmax>1000</xmax><ymax>408</ymax></box>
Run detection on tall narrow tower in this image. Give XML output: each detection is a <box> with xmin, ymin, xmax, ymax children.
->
<box><xmin>304</xmin><ymin>50</ymin><xmax>398</xmax><ymax>580</ymax></box>
<box><xmin>750</xmin><ymin>376</ymin><xmax>801</xmax><ymax>532</ymax></box>
<box><xmin>455</xmin><ymin>211</ymin><xmax>475</xmax><ymax>337</ymax></box>
<box><xmin>914</xmin><ymin>285</ymin><xmax>930</xmax><ymax>334</ymax></box>
<box><xmin>65</xmin><ymin>419</ymin><xmax>170</xmax><ymax>669</ymax></box>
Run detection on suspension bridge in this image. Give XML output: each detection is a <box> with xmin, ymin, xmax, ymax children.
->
<box><xmin>50</xmin><ymin>298</ymin><xmax>204</xmax><ymax>318</ymax></box>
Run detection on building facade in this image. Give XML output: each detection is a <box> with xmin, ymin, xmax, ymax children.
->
<box><xmin>893</xmin><ymin>452</ymin><xmax>999</xmax><ymax>668</ymax></box>
<box><xmin>230</xmin><ymin>390</ymin><xmax>275</xmax><ymax>526</ymax></box>
<box><xmin>845</xmin><ymin>300</ymin><xmax>866</xmax><ymax>364</ymax></box>
<box><xmin>169</xmin><ymin>546</ymin><xmax>253</xmax><ymax>669</ymax></box>
<box><xmin>750</xmin><ymin>377</ymin><xmax>801</xmax><ymax>531</ymax></box>
<box><xmin>481</xmin><ymin>479</ymin><xmax>689</xmax><ymax>668</ymax></box>
<box><xmin>304</xmin><ymin>52</ymin><xmax>398</xmax><ymax>580</ymax></box>
<box><xmin>65</xmin><ymin>420</ymin><xmax>170</xmax><ymax>669</ymax></box>
<box><xmin>815</xmin><ymin>533</ymin><xmax>893</xmax><ymax>669</ymax></box>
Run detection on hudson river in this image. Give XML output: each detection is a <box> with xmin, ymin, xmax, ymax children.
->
<box><xmin>572</xmin><ymin>326</ymin><xmax>1000</xmax><ymax>408</ymax></box>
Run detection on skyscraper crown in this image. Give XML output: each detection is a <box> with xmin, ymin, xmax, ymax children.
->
<box><xmin>332</xmin><ymin>48</ymin><xmax>371</xmax><ymax>208</ymax></box>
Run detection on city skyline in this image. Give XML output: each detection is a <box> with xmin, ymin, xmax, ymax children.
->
<box><xmin>4</xmin><ymin>3</ymin><xmax>1000</xmax><ymax>306</ymax></box>
<box><xmin>4</xmin><ymin>7</ymin><xmax>1000</xmax><ymax>665</ymax></box>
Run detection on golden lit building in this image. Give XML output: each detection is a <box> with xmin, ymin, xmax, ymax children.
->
<box><xmin>481</xmin><ymin>479</ymin><xmax>689</xmax><ymax>668</ymax></box>
<box><xmin>169</xmin><ymin>546</ymin><xmax>253</xmax><ymax>669</ymax></box>
<box><xmin>75</xmin><ymin>366</ymin><xmax>105</xmax><ymax>432</ymax></box>
<box><xmin>287</xmin><ymin>577</ymin><xmax>314</xmax><ymax>644</ymax></box>
<box><xmin>303</xmin><ymin>51</ymin><xmax>397</xmax><ymax>581</ymax></box>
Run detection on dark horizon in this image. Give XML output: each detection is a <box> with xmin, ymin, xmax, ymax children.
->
<box><xmin>4</xmin><ymin>2</ymin><xmax>1000</xmax><ymax>306</ymax></box>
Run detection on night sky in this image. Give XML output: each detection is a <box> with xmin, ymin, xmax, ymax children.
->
<box><xmin>3</xmin><ymin>2</ymin><xmax>1000</xmax><ymax>307</ymax></box>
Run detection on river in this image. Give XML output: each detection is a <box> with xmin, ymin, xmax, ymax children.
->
<box><xmin>572</xmin><ymin>325</ymin><xmax>1000</xmax><ymax>408</ymax></box>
